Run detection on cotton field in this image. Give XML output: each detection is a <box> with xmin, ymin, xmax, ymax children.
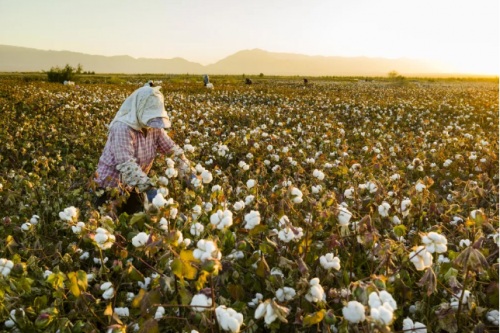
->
<box><xmin>0</xmin><ymin>78</ymin><xmax>498</xmax><ymax>333</ymax></box>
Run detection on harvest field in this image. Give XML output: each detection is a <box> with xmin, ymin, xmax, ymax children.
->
<box><xmin>0</xmin><ymin>77</ymin><xmax>499</xmax><ymax>333</ymax></box>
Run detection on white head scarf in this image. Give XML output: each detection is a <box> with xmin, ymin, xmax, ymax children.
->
<box><xmin>108</xmin><ymin>83</ymin><xmax>171</xmax><ymax>131</ymax></box>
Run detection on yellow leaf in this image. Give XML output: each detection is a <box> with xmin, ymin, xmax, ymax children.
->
<box><xmin>303</xmin><ymin>310</ymin><xmax>325</xmax><ymax>327</ymax></box>
<box><xmin>132</xmin><ymin>289</ymin><xmax>147</xmax><ymax>308</ymax></box>
<box><xmin>104</xmin><ymin>303</ymin><xmax>113</xmax><ymax>316</ymax></box>
<box><xmin>180</xmin><ymin>249</ymin><xmax>200</xmax><ymax>264</ymax></box>
<box><xmin>67</xmin><ymin>272</ymin><xmax>81</xmax><ymax>297</ymax></box>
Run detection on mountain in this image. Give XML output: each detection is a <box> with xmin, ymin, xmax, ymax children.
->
<box><xmin>0</xmin><ymin>45</ymin><xmax>454</xmax><ymax>76</ymax></box>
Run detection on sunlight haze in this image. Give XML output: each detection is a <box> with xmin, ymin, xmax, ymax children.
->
<box><xmin>0</xmin><ymin>0</ymin><xmax>498</xmax><ymax>74</ymax></box>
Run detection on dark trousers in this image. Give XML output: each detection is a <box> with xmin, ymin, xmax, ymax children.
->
<box><xmin>92</xmin><ymin>189</ymin><xmax>145</xmax><ymax>215</ymax></box>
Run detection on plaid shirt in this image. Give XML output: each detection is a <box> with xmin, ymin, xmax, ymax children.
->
<box><xmin>95</xmin><ymin>122</ymin><xmax>178</xmax><ymax>188</ymax></box>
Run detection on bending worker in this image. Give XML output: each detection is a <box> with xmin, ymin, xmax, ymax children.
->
<box><xmin>93</xmin><ymin>82</ymin><xmax>192</xmax><ymax>214</ymax></box>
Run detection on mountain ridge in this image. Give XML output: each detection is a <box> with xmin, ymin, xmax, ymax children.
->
<box><xmin>0</xmin><ymin>44</ymin><xmax>456</xmax><ymax>76</ymax></box>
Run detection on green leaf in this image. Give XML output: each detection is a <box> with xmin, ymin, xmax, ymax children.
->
<box><xmin>141</xmin><ymin>290</ymin><xmax>161</xmax><ymax>316</ymax></box>
<box><xmin>126</xmin><ymin>264</ymin><xmax>145</xmax><ymax>283</ymax></box>
<box><xmin>228</xmin><ymin>284</ymin><xmax>245</xmax><ymax>301</ymax></box>
<box><xmin>249</xmin><ymin>224</ymin><xmax>267</xmax><ymax>236</ymax></box>
<box><xmin>76</xmin><ymin>270</ymin><xmax>88</xmax><ymax>291</ymax></box>
<box><xmin>130</xmin><ymin>212</ymin><xmax>147</xmax><ymax>227</ymax></box>
<box><xmin>139</xmin><ymin>318</ymin><xmax>159</xmax><ymax>333</ymax></box>
<box><xmin>393</xmin><ymin>225</ymin><xmax>407</xmax><ymax>237</ymax></box>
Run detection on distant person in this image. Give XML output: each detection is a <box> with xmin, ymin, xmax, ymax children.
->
<box><xmin>245</xmin><ymin>78</ymin><xmax>253</xmax><ymax>85</ymax></box>
<box><xmin>303</xmin><ymin>78</ymin><xmax>308</xmax><ymax>85</ymax></box>
<box><xmin>92</xmin><ymin>83</ymin><xmax>193</xmax><ymax>214</ymax></box>
<box><xmin>203</xmin><ymin>75</ymin><xmax>210</xmax><ymax>86</ymax></box>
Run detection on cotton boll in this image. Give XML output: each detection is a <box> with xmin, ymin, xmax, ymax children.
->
<box><xmin>152</xmin><ymin>193</ymin><xmax>168</xmax><ymax>207</ymax></box>
<box><xmin>190</xmin><ymin>293</ymin><xmax>212</xmax><ymax>312</ymax></box>
<box><xmin>233</xmin><ymin>201</ymin><xmax>245</xmax><ymax>211</ymax></box>
<box><xmin>378</xmin><ymin>202</ymin><xmax>391</xmax><ymax>217</ymax></box>
<box><xmin>421</xmin><ymin>232</ymin><xmax>447</xmax><ymax>253</ymax></box>
<box><xmin>30</xmin><ymin>215</ymin><xmax>40</xmax><ymax>225</ymax></box>
<box><xmin>247</xmin><ymin>179</ymin><xmax>256</xmax><ymax>188</ymax></box>
<box><xmin>154</xmin><ymin>306</ymin><xmax>165</xmax><ymax>319</ymax></box>
<box><xmin>486</xmin><ymin>310</ymin><xmax>499</xmax><ymax>326</ymax></box>
<box><xmin>319</xmin><ymin>253</ymin><xmax>341</xmax><ymax>270</ymax></box>
<box><xmin>415</xmin><ymin>182</ymin><xmax>426</xmax><ymax>192</ymax></box>
<box><xmin>190</xmin><ymin>222</ymin><xmax>204</xmax><ymax>236</ymax></box>
<box><xmin>337</xmin><ymin>206</ymin><xmax>352</xmax><ymax>226</ymax></box>
<box><xmin>342</xmin><ymin>301</ymin><xmax>366</xmax><ymax>323</ymax></box>
<box><xmin>243</xmin><ymin>211</ymin><xmax>261</xmax><ymax>230</ymax></box>
<box><xmin>409</xmin><ymin>246</ymin><xmax>433</xmax><ymax>270</ymax></box>
<box><xmin>132</xmin><ymin>232</ymin><xmax>149</xmax><ymax>247</ymax></box>
<box><xmin>210</xmin><ymin>210</ymin><xmax>233</xmax><ymax>230</ymax></box>
<box><xmin>201</xmin><ymin>170</ymin><xmax>213</xmax><ymax>184</ymax></box>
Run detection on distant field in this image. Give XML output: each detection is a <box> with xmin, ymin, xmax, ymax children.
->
<box><xmin>0</xmin><ymin>78</ymin><xmax>498</xmax><ymax>332</ymax></box>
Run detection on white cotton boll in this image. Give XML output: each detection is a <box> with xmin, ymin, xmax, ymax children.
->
<box><xmin>210</xmin><ymin>210</ymin><xmax>233</xmax><ymax>230</ymax></box>
<box><xmin>366</xmin><ymin>181</ymin><xmax>378</xmax><ymax>193</ymax></box>
<box><xmin>201</xmin><ymin>170</ymin><xmax>213</xmax><ymax>184</ymax></box>
<box><xmin>59</xmin><ymin>206</ymin><xmax>78</xmax><ymax>221</ymax></box>
<box><xmin>337</xmin><ymin>206</ymin><xmax>352</xmax><ymax>226</ymax></box>
<box><xmin>21</xmin><ymin>222</ymin><xmax>31</xmax><ymax>231</ymax></box>
<box><xmin>114</xmin><ymin>307</ymin><xmax>130</xmax><ymax>317</ymax></box>
<box><xmin>313</xmin><ymin>169</ymin><xmax>325</xmax><ymax>180</ymax></box>
<box><xmin>233</xmin><ymin>201</ymin><xmax>245</xmax><ymax>211</ymax></box>
<box><xmin>243</xmin><ymin>211</ymin><xmax>261</xmax><ymax>230</ymax></box>
<box><xmin>154</xmin><ymin>306</ymin><xmax>165</xmax><ymax>319</ymax></box>
<box><xmin>152</xmin><ymin>193</ymin><xmax>168</xmax><ymax>207</ymax></box>
<box><xmin>371</xmin><ymin>304</ymin><xmax>394</xmax><ymax>325</ymax></box>
<box><xmin>305</xmin><ymin>278</ymin><xmax>325</xmax><ymax>303</ymax></box>
<box><xmin>459</xmin><ymin>239</ymin><xmax>471</xmax><ymax>247</ymax></box>
<box><xmin>421</xmin><ymin>232</ymin><xmax>447</xmax><ymax>253</ymax></box>
<box><xmin>392</xmin><ymin>216</ymin><xmax>401</xmax><ymax>225</ymax></box>
<box><xmin>264</xmin><ymin>303</ymin><xmax>278</xmax><ymax>324</ymax></box>
<box><xmin>378</xmin><ymin>202</ymin><xmax>391</xmax><ymax>217</ymax></box>
<box><xmin>415</xmin><ymin>182</ymin><xmax>426</xmax><ymax>192</ymax></box>
<box><xmin>410</xmin><ymin>246</ymin><xmax>433</xmax><ymax>270</ymax></box>
<box><xmin>132</xmin><ymin>232</ymin><xmax>149</xmax><ymax>247</ymax></box>
<box><xmin>344</xmin><ymin>187</ymin><xmax>354</xmax><ymax>199</ymax></box>
<box><xmin>191</xmin><ymin>294</ymin><xmax>212</xmax><ymax>312</ymax></box>
<box><xmin>247</xmin><ymin>179</ymin><xmax>256</xmax><ymax>189</ymax></box>
<box><xmin>126</xmin><ymin>292</ymin><xmax>135</xmax><ymax>302</ymax></box>
<box><xmin>486</xmin><ymin>310</ymin><xmax>499</xmax><ymax>326</ymax></box>
<box><xmin>165</xmin><ymin>168</ymin><xmax>178</xmax><ymax>178</ymax></box>
<box><xmin>320</xmin><ymin>253</ymin><xmax>341</xmax><ymax>270</ymax></box>
<box><xmin>190</xmin><ymin>222</ymin><xmax>204</xmax><ymax>236</ymax></box>
<box><xmin>44</xmin><ymin>270</ymin><xmax>53</xmax><ymax>279</ymax></box>
<box><xmin>158</xmin><ymin>176</ymin><xmax>169</xmax><ymax>186</ymax></box>
<box><xmin>79</xmin><ymin>252</ymin><xmax>89</xmax><ymax>260</ymax></box>
<box><xmin>278</xmin><ymin>228</ymin><xmax>295</xmax><ymax>243</ymax></box>
<box><xmin>245</xmin><ymin>195</ymin><xmax>255</xmax><ymax>205</ymax></box>
<box><xmin>138</xmin><ymin>277</ymin><xmax>151</xmax><ymax>290</ymax></box>
<box><xmin>212</xmin><ymin>185</ymin><xmax>222</xmax><ymax>192</ymax></box>
<box><xmin>451</xmin><ymin>290</ymin><xmax>470</xmax><ymax>308</ymax></box>
<box><xmin>254</xmin><ymin>303</ymin><xmax>266</xmax><ymax>318</ymax></box>
<box><xmin>342</xmin><ymin>301</ymin><xmax>366</xmax><ymax>323</ymax></box>
<box><xmin>102</xmin><ymin>287</ymin><xmax>114</xmax><ymax>300</ymax></box>
<box><xmin>166</xmin><ymin>158</ymin><xmax>175</xmax><ymax>168</ymax></box>
<box><xmin>390</xmin><ymin>174</ymin><xmax>401</xmax><ymax>181</ymax></box>
<box><xmin>30</xmin><ymin>215</ymin><xmax>40</xmax><ymax>225</ymax></box>
<box><xmin>275</xmin><ymin>287</ymin><xmax>296</xmax><ymax>302</ymax></box>
<box><xmin>312</xmin><ymin>185</ymin><xmax>322</xmax><ymax>194</ymax></box>
<box><xmin>291</xmin><ymin>187</ymin><xmax>303</xmax><ymax>203</ymax></box>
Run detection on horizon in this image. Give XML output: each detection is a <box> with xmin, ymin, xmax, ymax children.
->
<box><xmin>0</xmin><ymin>0</ymin><xmax>498</xmax><ymax>75</ymax></box>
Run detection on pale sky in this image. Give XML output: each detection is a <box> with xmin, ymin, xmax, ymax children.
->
<box><xmin>0</xmin><ymin>0</ymin><xmax>498</xmax><ymax>74</ymax></box>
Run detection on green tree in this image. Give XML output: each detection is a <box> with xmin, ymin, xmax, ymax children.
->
<box><xmin>259</xmin><ymin>73</ymin><xmax>264</xmax><ymax>78</ymax></box>
<box><xmin>388</xmin><ymin>70</ymin><xmax>398</xmax><ymax>79</ymax></box>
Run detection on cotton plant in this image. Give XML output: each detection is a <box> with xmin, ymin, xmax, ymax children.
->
<box><xmin>216</xmin><ymin>306</ymin><xmax>244</xmax><ymax>333</ymax></box>
<box><xmin>368</xmin><ymin>291</ymin><xmax>398</xmax><ymax>326</ymax></box>
<box><xmin>94</xmin><ymin>228</ymin><xmax>115</xmax><ymax>250</ymax></box>
<box><xmin>210</xmin><ymin>209</ymin><xmax>233</xmax><ymax>230</ymax></box>
<box><xmin>59</xmin><ymin>206</ymin><xmax>78</xmax><ymax>221</ymax></box>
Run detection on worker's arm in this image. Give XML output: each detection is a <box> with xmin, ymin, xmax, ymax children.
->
<box><xmin>111</xmin><ymin>124</ymin><xmax>153</xmax><ymax>192</ymax></box>
<box><xmin>157</xmin><ymin>129</ymin><xmax>194</xmax><ymax>178</ymax></box>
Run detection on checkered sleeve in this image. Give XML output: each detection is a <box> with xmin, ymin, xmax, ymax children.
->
<box><xmin>111</xmin><ymin>124</ymin><xmax>136</xmax><ymax>164</ymax></box>
<box><xmin>157</xmin><ymin>129</ymin><xmax>182</xmax><ymax>155</ymax></box>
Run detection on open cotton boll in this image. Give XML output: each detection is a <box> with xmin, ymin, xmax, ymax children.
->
<box><xmin>247</xmin><ymin>179</ymin><xmax>256</xmax><ymax>188</ymax></box>
<box><xmin>210</xmin><ymin>210</ymin><xmax>233</xmax><ymax>230</ymax></box>
<box><xmin>190</xmin><ymin>222</ymin><xmax>204</xmax><ymax>236</ymax></box>
<box><xmin>190</xmin><ymin>293</ymin><xmax>212</xmax><ymax>312</ymax></box>
<box><xmin>305</xmin><ymin>278</ymin><xmax>325</xmax><ymax>303</ymax></box>
<box><xmin>337</xmin><ymin>206</ymin><xmax>352</xmax><ymax>226</ymax></box>
<box><xmin>278</xmin><ymin>228</ymin><xmax>295</xmax><ymax>243</ymax></box>
<box><xmin>378</xmin><ymin>202</ymin><xmax>391</xmax><ymax>217</ymax></box>
<box><xmin>403</xmin><ymin>318</ymin><xmax>427</xmax><ymax>333</ymax></box>
<box><xmin>486</xmin><ymin>310</ymin><xmax>499</xmax><ymax>326</ymax></box>
<box><xmin>313</xmin><ymin>169</ymin><xmax>325</xmax><ymax>180</ymax></box>
<box><xmin>421</xmin><ymin>232</ymin><xmax>447</xmax><ymax>253</ymax></box>
<box><xmin>138</xmin><ymin>277</ymin><xmax>151</xmax><ymax>290</ymax></box>
<box><xmin>243</xmin><ymin>211</ymin><xmax>261</xmax><ymax>230</ymax></box>
<box><xmin>157</xmin><ymin>176</ymin><xmax>169</xmax><ymax>186</ymax></box>
<box><xmin>193</xmin><ymin>240</ymin><xmax>221</xmax><ymax>262</ymax></box>
<box><xmin>114</xmin><ymin>307</ymin><xmax>130</xmax><ymax>317</ymax></box>
<box><xmin>254</xmin><ymin>301</ymin><xmax>278</xmax><ymax>325</ymax></box>
<box><xmin>72</xmin><ymin>222</ymin><xmax>86</xmax><ymax>234</ymax></box>
<box><xmin>409</xmin><ymin>246</ymin><xmax>433</xmax><ymax>270</ymax></box>
<box><xmin>152</xmin><ymin>193</ymin><xmax>168</xmax><ymax>207</ymax></box>
<box><xmin>392</xmin><ymin>216</ymin><xmax>401</xmax><ymax>225</ymax></box>
<box><xmin>276</xmin><ymin>287</ymin><xmax>296</xmax><ymax>302</ymax></box>
<box><xmin>59</xmin><ymin>206</ymin><xmax>78</xmax><ymax>221</ymax></box>
<box><xmin>370</xmin><ymin>304</ymin><xmax>394</xmax><ymax>325</ymax></box>
<box><xmin>216</xmin><ymin>306</ymin><xmax>244</xmax><ymax>332</ymax></box>
<box><xmin>342</xmin><ymin>301</ymin><xmax>366</xmax><ymax>323</ymax></box>
<box><xmin>312</xmin><ymin>185</ymin><xmax>322</xmax><ymax>194</ymax></box>
<box><xmin>154</xmin><ymin>306</ymin><xmax>165</xmax><ymax>319</ymax></box>
<box><xmin>415</xmin><ymin>182</ymin><xmax>426</xmax><ymax>192</ymax></box>
<box><xmin>390</xmin><ymin>174</ymin><xmax>400</xmax><ymax>181</ymax></box>
<box><xmin>30</xmin><ymin>215</ymin><xmax>40</xmax><ymax>225</ymax></box>
<box><xmin>319</xmin><ymin>253</ymin><xmax>341</xmax><ymax>270</ymax></box>
<box><xmin>21</xmin><ymin>222</ymin><xmax>31</xmax><ymax>231</ymax></box>
<box><xmin>101</xmin><ymin>283</ymin><xmax>114</xmax><ymax>299</ymax></box>
<box><xmin>201</xmin><ymin>170</ymin><xmax>213</xmax><ymax>184</ymax></box>
<box><xmin>132</xmin><ymin>232</ymin><xmax>149</xmax><ymax>247</ymax></box>
<box><xmin>248</xmin><ymin>293</ymin><xmax>263</xmax><ymax>307</ymax></box>
<box><xmin>450</xmin><ymin>290</ymin><xmax>470</xmax><ymax>309</ymax></box>
<box><xmin>290</xmin><ymin>187</ymin><xmax>303</xmax><ymax>203</ymax></box>
<box><xmin>233</xmin><ymin>201</ymin><xmax>245</xmax><ymax>211</ymax></box>
<box><xmin>366</xmin><ymin>181</ymin><xmax>378</xmax><ymax>193</ymax></box>
<box><xmin>94</xmin><ymin>228</ymin><xmax>115</xmax><ymax>250</ymax></box>
<box><xmin>344</xmin><ymin>187</ymin><xmax>354</xmax><ymax>199</ymax></box>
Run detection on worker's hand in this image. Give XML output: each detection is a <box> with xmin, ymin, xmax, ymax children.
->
<box><xmin>145</xmin><ymin>188</ymin><xmax>158</xmax><ymax>202</ymax></box>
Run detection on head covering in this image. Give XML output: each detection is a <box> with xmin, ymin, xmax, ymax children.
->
<box><xmin>203</xmin><ymin>75</ymin><xmax>210</xmax><ymax>86</ymax></box>
<box><xmin>108</xmin><ymin>83</ymin><xmax>171</xmax><ymax>131</ymax></box>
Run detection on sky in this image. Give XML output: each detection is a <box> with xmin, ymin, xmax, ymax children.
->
<box><xmin>0</xmin><ymin>0</ymin><xmax>498</xmax><ymax>74</ymax></box>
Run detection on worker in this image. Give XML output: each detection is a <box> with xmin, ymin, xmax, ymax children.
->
<box><xmin>92</xmin><ymin>82</ymin><xmax>193</xmax><ymax>214</ymax></box>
